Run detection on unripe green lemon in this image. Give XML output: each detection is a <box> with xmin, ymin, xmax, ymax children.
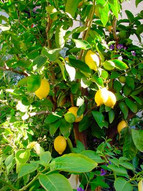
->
<box><xmin>64</xmin><ymin>112</ymin><xmax>76</xmax><ymax>123</ymax></box>
<box><xmin>119</xmin><ymin>76</ymin><xmax>126</xmax><ymax>83</ymax></box>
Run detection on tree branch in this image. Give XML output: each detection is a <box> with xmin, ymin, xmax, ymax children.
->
<box><xmin>0</xmin><ymin>66</ymin><xmax>28</xmax><ymax>76</ymax></box>
<box><xmin>29</xmin><ymin>110</ymin><xmax>50</xmax><ymax>117</ymax></box>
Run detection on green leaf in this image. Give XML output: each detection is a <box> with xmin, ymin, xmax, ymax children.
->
<box><xmin>27</xmin><ymin>75</ymin><xmax>41</xmax><ymax>93</ymax></box>
<box><xmin>108</xmin><ymin>110</ymin><xmax>115</xmax><ymax>123</ymax></box>
<box><xmin>77</xmin><ymin>104</ymin><xmax>85</xmax><ymax>116</ymax></box>
<box><xmin>112</xmin><ymin>59</ymin><xmax>128</xmax><ymax>70</ymax></box>
<box><xmin>108</xmin><ymin>164</ymin><xmax>127</xmax><ymax>175</ymax></box>
<box><xmin>113</xmin><ymin>80</ymin><xmax>122</xmax><ymax>92</ymax></box>
<box><xmin>39</xmin><ymin>173</ymin><xmax>72</xmax><ymax>191</ymax></box>
<box><xmin>17</xmin><ymin>77</ymin><xmax>28</xmax><ymax>86</ymax></box>
<box><xmin>126</xmin><ymin>77</ymin><xmax>135</xmax><ymax>90</ymax></box>
<box><xmin>92</xmin><ymin>111</ymin><xmax>107</xmax><ymax>128</ymax></box>
<box><xmin>73</xmin><ymin>39</ymin><xmax>91</xmax><ymax>50</ymax></box>
<box><xmin>98</xmin><ymin>3</ymin><xmax>110</xmax><ymax>26</ymax></box>
<box><xmin>123</xmin><ymin>85</ymin><xmax>132</xmax><ymax>96</ymax></box>
<box><xmin>79</xmin><ymin>115</ymin><xmax>89</xmax><ymax>132</ymax></box>
<box><xmin>55</xmin><ymin>25</ymin><xmax>66</xmax><ymax>48</ymax></box>
<box><xmin>60</xmin><ymin>119</ymin><xmax>72</xmax><ymax>138</ymax></box>
<box><xmin>125</xmin><ymin>98</ymin><xmax>138</xmax><ymax>113</ymax></box>
<box><xmin>103</xmin><ymin>60</ymin><xmax>115</xmax><ymax>71</ymax></box>
<box><xmin>109</xmin><ymin>0</ymin><xmax>120</xmax><ymax>18</ymax></box>
<box><xmin>131</xmin><ymin>129</ymin><xmax>143</xmax><ymax>152</ymax></box>
<box><xmin>56</xmin><ymin>59</ymin><xmax>67</xmax><ymax>81</ymax></box>
<box><xmin>81</xmin><ymin>150</ymin><xmax>104</xmax><ymax>163</ymax></box>
<box><xmin>45</xmin><ymin>113</ymin><xmax>61</xmax><ymax>124</ymax></box>
<box><xmin>123</xmin><ymin>129</ymin><xmax>137</xmax><ymax>160</ymax></box>
<box><xmin>65</xmin><ymin>0</ymin><xmax>81</xmax><ymax>18</ymax></box>
<box><xmin>114</xmin><ymin>178</ymin><xmax>133</xmax><ymax>191</ymax></box>
<box><xmin>18</xmin><ymin>163</ymin><xmax>38</xmax><ymax>178</ymax></box>
<box><xmin>119</xmin><ymin>161</ymin><xmax>134</xmax><ymax>170</ymax></box>
<box><xmin>125</xmin><ymin>10</ymin><xmax>134</xmax><ymax>23</ymax></box>
<box><xmin>119</xmin><ymin>102</ymin><xmax>128</xmax><ymax>119</ymax></box>
<box><xmin>49</xmin><ymin>120</ymin><xmax>61</xmax><ymax>136</ymax></box>
<box><xmin>42</xmin><ymin>47</ymin><xmax>61</xmax><ymax>61</ymax></box>
<box><xmin>50</xmin><ymin>153</ymin><xmax>97</xmax><ymax>173</ymax></box>
<box><xmin>33</xmin><ymin>56</ymin><xmax>47</xmax><ymax>68</ymax></box>
<box><xmin>40</xmin><ymin>151</ymin><xmax>51</xmax><ymax>167</ymax></box>
<box><xmin>136</xmin><ymin>0</ymin><xmax>143</xmax><ymax>6</ymax></box>
<box><xmin>91</xmin><ymin>74</ymin><xmax>104</xmax><ymax>86</ymax></box>
<box><xmin>130</xmin><ymin>95</ymin><xmax>142</xmax><ymax>105</ymax></box>
<box><xmin>15</xmin><ymin>150</ymin><xmax>30</xmax><ymax>164</ymax></box>
<box><xmin>69</xmin><ymin>57</ymin><xmax>91</xmax><ymax>73</ymax></box>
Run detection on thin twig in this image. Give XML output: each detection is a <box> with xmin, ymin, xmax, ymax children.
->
<box><xmin>0</xmin><ymin>66</ymin><xmax>28</xmax><ymax>76</ymax></box>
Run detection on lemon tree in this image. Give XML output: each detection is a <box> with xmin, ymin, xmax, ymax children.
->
<box><xmin>0</xmin><ymin>0</ymin><xmax>143</xmax><ymax>191</ymax></box>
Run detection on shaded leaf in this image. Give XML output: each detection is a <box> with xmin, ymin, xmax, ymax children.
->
<box><xmin>131</xmin><ymin>129</ymin><xmax>143</xmax><ymax>152</ymax></box>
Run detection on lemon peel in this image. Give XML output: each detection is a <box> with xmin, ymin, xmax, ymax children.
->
<box><xmin>85</xmin><ymin>50</ymin><xmax>100</xmax><ymax>71</ymax></box>
<box><xmin>104</xmin><ymin>91</ymin><xmax>116</xmax><ymax>108</ymax></box>
<box><xmin>35</xmin><ymin>79</ymin><xmax>50</xmax><ymax>99</ymax></box>
<box><xmin>117</xmin><ymin>120</ymin><xmax>128</xmax><ymax>134</ymax></box>
<box><xmin>54</xmin><ymin>136</ymin><xmax>67</xmax><ymax>155</ymax></box>
<box><xmin>68</xmin><ymin>106</ymin><xmax>83</xmax><ymax>122</ymax></box>
<box><xmin>94</xmin><ymin>88</ymin><xmax>109</xmax><ymax>106</ymax></box>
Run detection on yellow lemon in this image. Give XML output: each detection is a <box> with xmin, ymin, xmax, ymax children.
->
<box><xmin>35</xmin><ymin>79</ymin><xmax>50</xmax><ymax>99</ymax></box>
<box><xmin>85</xmin><ymin>50</ymin><xmax>100</xmax><ymax>71</ymax></box>
<box><xmin>94</xmin><ymin>88</ymin><xmax>109</xmax><ymax>106</ymax></box>
<box><xmin>68</xmin><ymin>106</ymin><xmax>83</xmax><ymax>122</ymax></box>
<box><xmin>54</xmin><ymin>136</ymin><xmax>67</xmax><ymax>155</ymax></box>
<box><xmin>104</xmin><ymin>91</ymin><xmax>116</xmax><ymax>108</ymax></box>
<box><xmin>117</xmin><ymin>120</ymin><xmax>128</xmax><ymax>134</ymax></box>
<box><xmin>138</xmin><ymin>180</ymin><xmax>143</xmax><ymax>191</ymax></box>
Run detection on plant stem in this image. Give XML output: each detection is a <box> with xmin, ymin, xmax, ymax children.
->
<box><xmin>19</xmin><ymin>173</ymin><xmax>40</xmax><ymax>191</ymax></box>
<box><xmin>78</xmin><ymin>0</ymin><xmax>96</xmax><ymax>60</ymax></box>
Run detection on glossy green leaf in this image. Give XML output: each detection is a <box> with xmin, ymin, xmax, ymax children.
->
<box><xmin>108</xmin><ymin>164</ymin><xmax>127</xmax><ymax>175</ymax></box>
<box><xmin>49</xmin><ymin>120</ymin><xmax>61</xmax><ymax>136</ymax></box>
<box><xmin>15</xmin><ymin>150</ymin><xmax>30</xmax><ymax>164</ymax></box>
<box><xmin>50</xmin><ymin>153</ymin><xmax>97</xmax><ymax>173</ymax></box>
<box><xmin>73</xmin><ymin>39</ymin><xmax>91</xmax><ymax>50</ymax></box>
<box><xmin>42</xmin><ymin>47</ymin><xmax>61</xmax><ymax>61</ymax></box>
<box><xmin>40</xmin><ymin>152</ymin><xmax>51</xmax><ymax>167</ymax></box>
<box><xmin>114</xmin><ymin>178</ymin><xmax>133</xmax><ymax>191</ymax></box>
<box><xmin>130</xmin><ymin>95</ymin><xmax>142</xmax><ymax>105</ymax></box>
<box><xmin>119</xmin><ymin>102</ymin><xmax>128</xmax><ymax>119</ymax></box>
<box><xmin>125</xmin><ymin>10</ymin><xmax>134</xmax><ymax>23</ymax></box>
<box><xmin>136</xmin><ymin>0</ymin><xmax>143</xmax><ymax>6</ymax></box>
<box><xmin>112</xmin><ymin>59</ymin><xmax>128</xmax><ymax>70</ymax></box>
<box><xmin>126</xmin><ymin>77</ymin><xmax>135</xmax><ymax>90</ymax></box>
<box><xmin>125</xmin><ymin>98</ymin><xmax>138</xmax><ymax>113</ymax></box>
<box><xmin>132</xmin><ymin>129</ymin><xmax>143</xmax><ymax>152</ymax></box>
<box><xmin>65</xmin><ymin>0</ymin><xmax>81</xmax><ymax>17</ymax></box>
<box><xmin>123</xmin><ymin>85</ymin><xmax>132</xmax><ymax>96</ymax></box>
<box><xmin>113</xmin><ymin>80</ymin><xmax>122</xmax><ymax>92</ymax></box>
<box><xmin>45</xmin><ymin>113</ymin><xmax>61</xmax><ymax>124</ymax></box>
<box><xmin>123</xmin><ymin>130</ymin><xmax>137</xmax><ymax>160</ymax></box>
<box><xmin>56</xmin><ymin>59</ymin><xmax>67</xmax><ymax>81</ymax></box>
<box><xmin>103</xmin><ymin>60</ymin><xmax>115</xmax><ymax>71</ymax></box>
<box><xmin>108</xmin><ymin>110</ymin><xmax>115</xmax><ymax>123</ymax></box>
<box><xmin>33</xmin><ymin>56</ymin><xmax>47</xmax><ymax>67</ymax></box>
<box><xmin>79</xmin><ymin>115</ymin><xmax>89</xmax><ymax>132</ymax></box>
<box><xmin>39</xmin><ymin>173</ymin><xmax>72</xmax><ymax>191</ymax></box>
<box><xmin>55</xmin><ymin>25</ymin><xmax>66</xmax><ymax>48</ymax></box>
<box><xmin>27</xmin><ymin>75</ymin><xmax>41</xmax><ymax>92</ymax></box>
<box><xmin>69</xmin><ymin>57</ymin><xmax>91</xmax><ymax>73</ymax></box>
<box><xmin>60</xmin><ymin>119</ymin><xmax>72</xmax><ymax>138</ymax></box>
<box><xmin>109</xmin><ymin>0</ymin><xmax>120</xmax><ymax>18</ymax></box>
<box><xmin>92</xmin><ymin>111</ymin><xmax>107</xmax><ymax>128</ymax></box>
<box><xmin>98</xmin><ymin>3</ymin><xmax>110</xmax><ymax>26</ymax></box>
<box><xmin>81</xmin><ymin>150</ymin><xmax>104</xmax><ymax>163</ymax></box>
<box><xmin>18</xmin><ymin>163</ymin><xmax>38</xmax><ymax>178</ymax></box>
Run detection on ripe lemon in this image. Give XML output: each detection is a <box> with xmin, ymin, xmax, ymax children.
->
<box><xmin>138</xmin><ymin>180</ymin><xmax>143</xmax><ymax>191</ymax></box>
<box><xmin>35</xmin><ymin>79</ymin><xmax>50</xmax><ymax>99</ymax></box>
<box><xmin>68</xmin><ymin>106</ymin><xmax>83</xmax><ymax>122</ymax></box>
<box><xmin>104</xmin><ymin>91</ymin><xmax>116</xmax><ymax>108</ymax></box>
<box><xmin>85</xmin><ymin>50</ymin><xmax>100</xmax><ymax>71</ymax></box>
<box><xmin>94</xmin><ymin>88</ymin><xmax>109</xmax><ymax>106</ymax></box>
<box><xmin>117</xmin><ymin>120</ymin><xmax>128</xmax><ymax>134</ymax></box>
<box><xmin>54</xmin><ymin>136</ymin><xmax>67</xmax><ymax>155</ymax></box>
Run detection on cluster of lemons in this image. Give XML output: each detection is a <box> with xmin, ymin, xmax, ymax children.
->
<box><xmin>34</xmin><ymin>50</ymin><xmax>128</xmax><ymax>155</ymax></box>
